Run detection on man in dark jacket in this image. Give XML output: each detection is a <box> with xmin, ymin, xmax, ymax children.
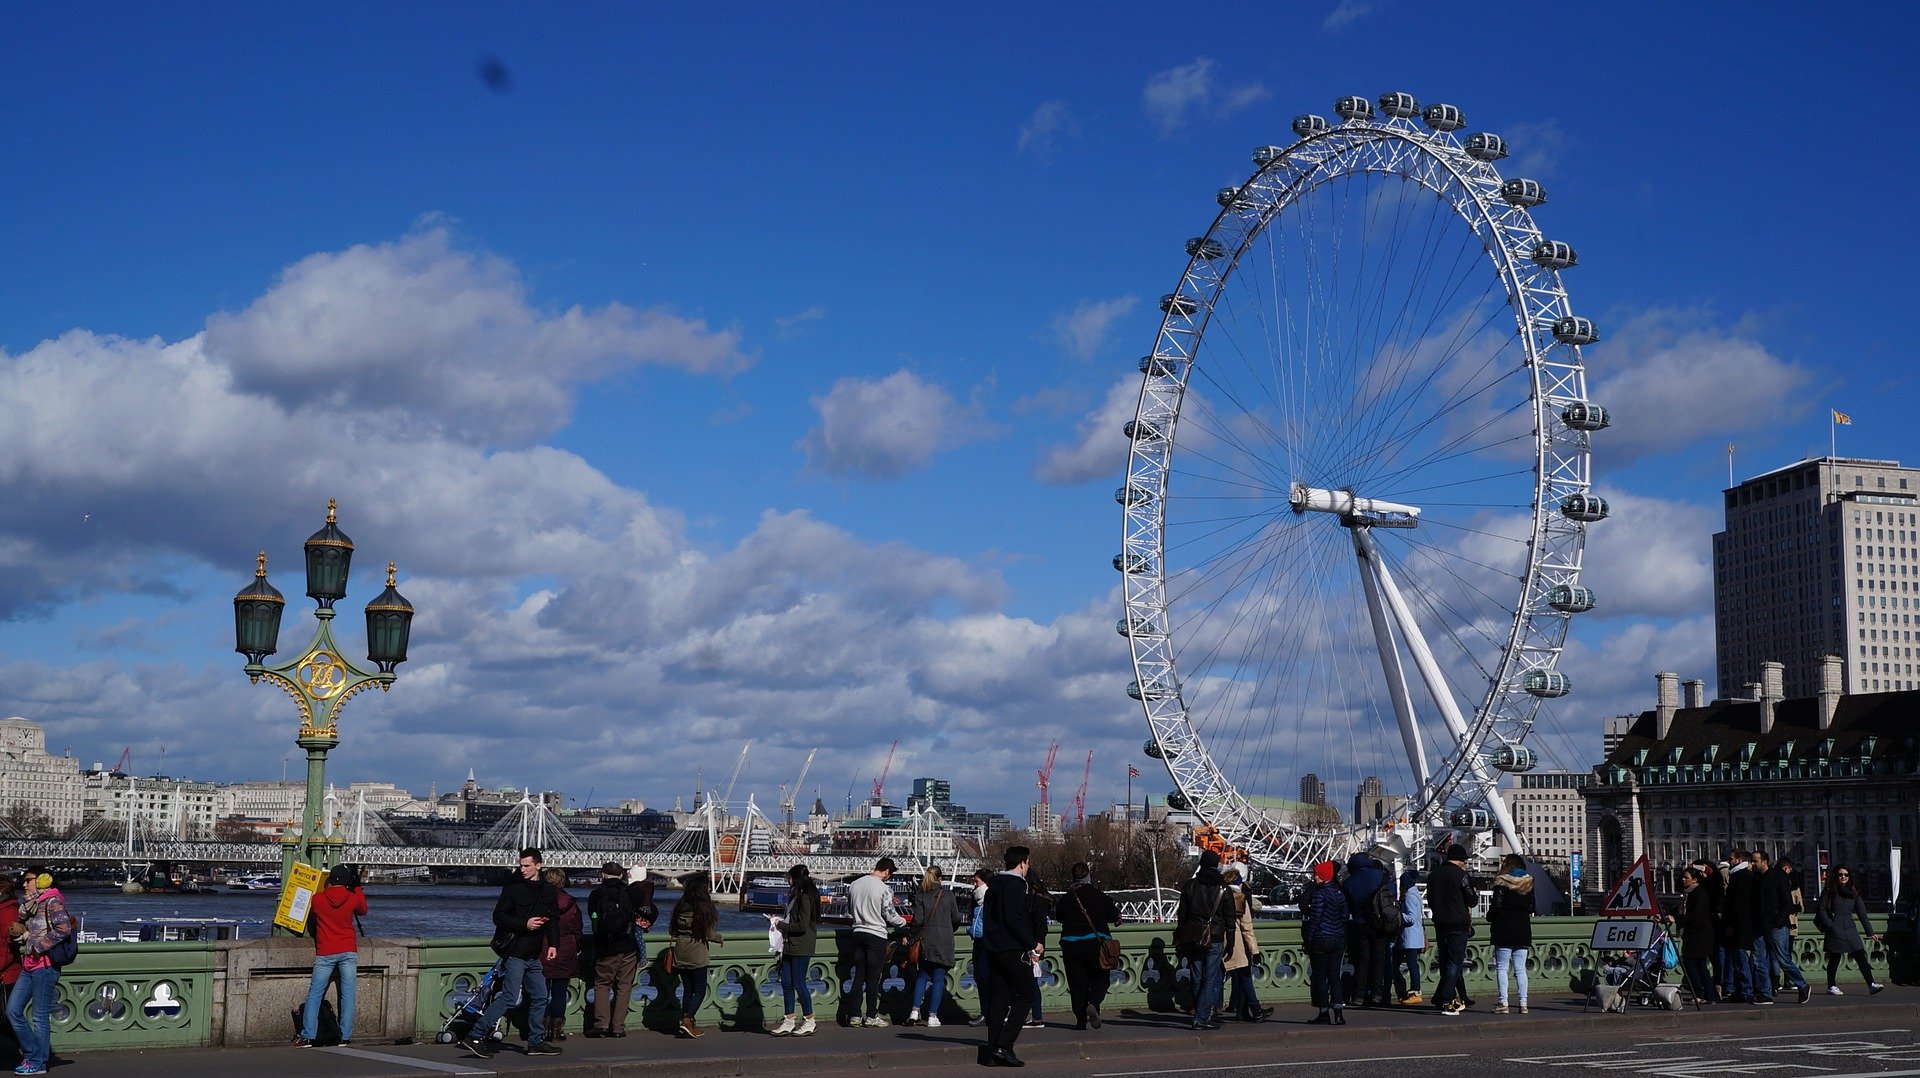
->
<box><xmin>458</xmin><ymin>847</ymin><xmax>561</xmax><ymax>1058</ymax></box>
<box><xmin>586</xmin><ymin>862</ymin><xmax>639</xmax><ymax>1038</ymax></box>
<box><xmin>980</xmin><ymin>845</ymin><xmax>1040</xmax><ymax>1068</ymax></box>
<box><xmin>1722</xmin><ymin>848</ymin><xmax>1759</xmax><ymax>1003</ymax></box>
<box><xmin>1175</xmin><ymin>850</ymin><xmax>1237</xmax><ymax>1030</ymax></box>
<box><xmin>1751</xmin><ymin>850</ymin><xmax>1811</xmax><ymax>1004</ymax></box>
<box><xmin>1055</xmin><ymin>863</ymin><xmax>1120</xmax><ymax>1030</ymax></box>
<box><xmin>1341</xmin><ymin>852</ymin><xmax>1393</xmax><ymax>1007</ymax></box>
<box><xmin>1427</xmin><ymin>844</ymin><xmax>1476</xmax><ymax>1015</ymax></box>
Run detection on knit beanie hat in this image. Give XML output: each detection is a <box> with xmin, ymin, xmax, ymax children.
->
<box><xmin>1313</xmin><ymin>860</ymin><xmax>1336</xmax><ymax>883</ymax></box>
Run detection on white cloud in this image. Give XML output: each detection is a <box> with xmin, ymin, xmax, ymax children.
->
<box><xmin>775</xmin><ymin>306</ymin><xmax>827</xmax><ymax>338</ymax></box>
<box><xmin>1322</xmin><ymin>0</ymin><xmax>1378</xmax><ymax>31</ymax></box>
<box><xmin>1498</xmin><ymin>119</ymin><xmax>1574</xmax><ymax>178</ymax></box>
<box><xmin>204</xmin><ymin>228</ymin><xmax>751</xmax><ymax>445</ymax></box>
<box><xmin>1144</xmin><ymin>58</ymin><xmax>1269</xmax><ymax>137</ymax></box>
<box><xmin>797</xmin><ymin>369</ymin><xmax>982</xmax><ymax>479</ymax></box>
<box><xmin>1018</xmin><ymin>100</ymin><xmax>1079</xmax><ymax>156</ymax></box>
<box><xmin>1586</xmin><ymin>310</ymin><xmax>1816</xmax><ymax>464</ymax></box>
<box><xmin>1035</xmin><ymin>377</ymin><xmax>1140</xmax><ymax>485</ymax></box>
<box><xmin>1579</xmin><ymin>487</ymin><xmax>1718</xmax><ymax>619</ymax></box>
<box><xmin>1050</xmin><ymin>296</ymin><xmax>1138</xmax><ymax>361</ymax></box>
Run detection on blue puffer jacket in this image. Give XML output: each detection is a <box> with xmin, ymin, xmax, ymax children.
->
<box><xmin>1303</xmin><ymin>881</ymin><xmax>1350</xmax><ymax>946</ymax></box>
<box><xmin>1342</xmin><ymin>853</ymin><xmax>1386</xmax><ymax>928</ymax></box>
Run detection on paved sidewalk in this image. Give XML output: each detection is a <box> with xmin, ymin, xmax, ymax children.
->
<box><xmin>59</xmin><ymin>988</ymin><xmax>1920</xmax><ymax>1076</ymax></box>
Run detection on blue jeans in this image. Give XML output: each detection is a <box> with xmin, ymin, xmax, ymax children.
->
<box><xmin>7</xmin><ymin>967</ymin><xmax>59</xmax><ymax>1066</ymax></box>
<box><xmin>780</xmin><ymin>954</ymin><xmax>814</xmax><ymax>1016</ymax></box>
<box><xmin>300</xmin><ymin>952</ymin><xmax>357</xmax><ymax>1042</ymax></box>
<box><xmin>1727</xmin><ymin>944</ymin><xmax>1757</xmax><ymax>1000</ymax></box>
<box><xmin>1393</xmin><ymin>944</ymin><xmax>1424</xmax><ymax>997</ymax></box>
<box><xmin>1760</xmin><ymin>926</ymin><xmax>1808</xmax><ymax>993</ymax></box>
<box><xmin>1493</xmin><ymin>946</ymin><xmax>1528</xmax><ymax>1005</ymax></box>
<box><xmin>1435</xmin><ymin>929</ymin><xmax>1470</xmax><ymax>1006</ymax></box>
<box><xmin>910</xmin><ymin>964</ymin><xmax>947</xmax><ymax>1018</ymax></box>
<box><xmin>1190</xmin><ymin>941</ymin><xmax>1226</xmax><ymax>1024</ymax></box>
<box><xmin>476</xmin><ymin>955</ymin><xmax>548</xmax><ymax>1044</ymax></box>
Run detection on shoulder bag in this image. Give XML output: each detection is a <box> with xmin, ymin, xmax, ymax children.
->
<box><xmin>1071</xmin><ymin>886</ymin><xmax>1123</xmax><ymax>972</ymax></box>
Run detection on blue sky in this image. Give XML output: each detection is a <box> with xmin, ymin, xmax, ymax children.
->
<box><xmin>1</xmin><ymin>4</ymin><xmax>1914</xmax><ymax>820</ymax></box>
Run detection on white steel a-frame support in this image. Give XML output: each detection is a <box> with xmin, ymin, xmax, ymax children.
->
<box><xmin>1349</xmin><ymin>524</ymin><xmax>1523</xmax><ymax>856</ymax></box>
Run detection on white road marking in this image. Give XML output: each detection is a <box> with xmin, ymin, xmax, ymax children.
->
<box><xmin>1092</xmin><ymin>1053</ymin><xmax>1470</xmax><ymax>1076</ymax></box>
<box><xmin>1638</xmin><ymin>1031</ymin><xmax>1913</xmax><ymax>1047</ymax></box>
<box><xmin>322</xmin><ymin>1045</ymin><xmax>493</xmax><ymax>1074</ymax></box>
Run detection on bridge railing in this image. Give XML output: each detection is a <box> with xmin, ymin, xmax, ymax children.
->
<box><xmin>39</xmin><ymin>915</ymin><xmax>1910</xmax><ymax>1051</ymax></box>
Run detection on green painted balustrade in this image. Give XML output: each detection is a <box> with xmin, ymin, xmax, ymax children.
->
<box><xmin>27</xmin><ymin>916</ymin><xmax>1904</xmax><ymax>1052</ymax></box>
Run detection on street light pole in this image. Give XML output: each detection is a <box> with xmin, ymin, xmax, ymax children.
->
<box><xmin>234</xmin><ymin>500</ymin><xmax>413</xmax><ymax>934</ymax></box>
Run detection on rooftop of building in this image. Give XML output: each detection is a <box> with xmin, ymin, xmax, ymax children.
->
<box><xmin>1603</xmin><ymin>687</ymin><xmax>1920</xmax><ymax>770</ymax></box>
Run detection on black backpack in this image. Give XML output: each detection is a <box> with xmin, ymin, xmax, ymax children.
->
<box><xmin>589</xmin><ymin>881</ymin><xmax>636</xmax><ymax>943</ymax></box>
<box><xmin>1367</xmin><ymin>882</ymin><xmax>1401</xmax><ymax>936</ymax></box>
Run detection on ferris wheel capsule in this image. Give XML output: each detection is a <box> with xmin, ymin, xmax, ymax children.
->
<box><xmin>1128</xmin><ymin>678</ymin><xmax>1177</xmax><ymax>701</ymax></box>
<box><xmin>1166</xmin><ymin>790</ymin><xmax>1192</xmax><ymax>812</ymax></box>
<box><xmin>1464</xmin><ymin>132</ymin><xmax>1508</xmax><ymax>161</ymax></box>
<box><xmin>1253</xmin><ymin>145</ymin><xmax>1287</xmax><ymax>165</ymax></box>
<box><xmin>1560</xmin><ymin>401</ymin><xmax>1610</xmax><ymax>431</ymax></box>
<box><xmin>1115</xmin><ymin>484</ymin><xmax>1155</xmax><ymax>507</ymax></box>
<box><xmin>1422</xmin><ymin>103</ymin><xmax>1465</xmax><ymax>131</ymax></box>
<box><xmin>1378</xmin><ymin>91</ymin><xmax>1419</xmax><ymax>118</ymax></box>
<box><xmin>1522</xmin><ymin>669</ymin><xmax>1571</xmax><ymax>698</ymax></box>
<box><xmin>1532</xmin><ymin>240</ymin><xmax>1578</xmax><ymax>270</ymax></box>
<box><xmin>1547</xmin><ymin>584</ymin><xmax>1597</xmax><ymax>613</ymax></box>
<box><xmin>1117</xmin><ymin>615</ymin><xmax>1160</xmax><ymax>637</ymax></box>
<box><xmin>1186</xmin><ymin>237</ymin><xmax>1226</xmax><ymax>260</ymax></box>
<box><xmin>1559</xmin><ymin>493</ymin><xmax>1609</xmax><ymax>523</ymax></box>
<box><xmin>1334</xmin><ymin>95</ymin><xmax>1375</xmax><ymax>121</ymax></box>
<box><xmin>1143</xmin><ymin>737</ymin><xmax>1166</xmax><ymax>759</ymax></box>
<box><xmin>1501</xmin><ymin>178</ymin><xmax>1547</xmax><ymax>206</ymax></box>
<box><xmin>1160</xmin><ymin>293</ymin><xmax>1199</xmax><ymax>316</ymax></box>
<box><xmin>1123</xmin><ymin>419</ymin><xmax>1163</xmax><ymax>442</ymax></box>
<box><xmin>1448</xmin><ymin>807</ymin><xmax>1492</xmax><ymax>830</ymax></box>
<box><xmin>1292</xmin><ymin>114</ymin><xmax>1331</xmax><ymax>137</ymax></box>
<box><xmin>1139</xmin><ymin>354</ymin><xmax>1179</xmax><ymax>376</ymax></box>
<box><xmin>1551</xmin><ymin>316</ymin><xmax>1600</xmax><ymax>345</ymax></box>
<box><xmin>1488</xmin><ymin>745</ymin><xmax>1537</xmax><ymax>773</ymax></box>
<box><xmin>1113</xmin><ymin>552</ymin><xmax>1149</xmax><ymax>574</ymax></box>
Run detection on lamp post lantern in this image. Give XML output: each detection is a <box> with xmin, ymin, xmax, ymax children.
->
<box><xmin>234</xmin><ymin>499</ymin><xmax>412</xmax><ymax>933</ymax></box>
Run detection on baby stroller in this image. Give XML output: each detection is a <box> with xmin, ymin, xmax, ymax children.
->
<box><xmin>435</xmin><ymin>957</ymin><xmax>513</xmax><ymax>1044</ymax></box>
<box><xmin>1593</xmin><ymin>923</ymin><xmax>1686</xmax><ymax>1012</ymax></box>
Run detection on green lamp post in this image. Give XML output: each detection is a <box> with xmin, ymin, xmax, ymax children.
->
<box><xmin>234</xmin><ymin>499</ymin><xmax>413</xmax><ymax>932</ymax></box>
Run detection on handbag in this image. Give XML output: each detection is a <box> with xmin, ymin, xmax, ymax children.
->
<box><xmin>488</xmin><ymin>928</ymin><xmax>515</xmax><ymax>957</ymax></box>
<box><xmin>658</xmin><ymin>942</ymin><xmax>676</xmax><ymax>977</ymax></box>
<box><xmin>1069</xmin><ymin>886</ymin><xmax>1123</xmax><ymax>972</ymax></box>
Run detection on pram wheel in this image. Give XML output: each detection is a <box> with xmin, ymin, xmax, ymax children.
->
<box><xmin>435</xmin><ymin>1031</ymin><xmax>454</xmax><ymax>1044</ymax></box>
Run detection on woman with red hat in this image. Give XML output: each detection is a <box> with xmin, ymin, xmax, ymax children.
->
<box><xmin>1302</xmin><ymin>861</ymin><xmax>1350</xmax><ymax>1025</ymax></box>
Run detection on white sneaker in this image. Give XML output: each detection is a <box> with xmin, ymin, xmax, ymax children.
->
<box><xmin>868</xmin><ymin>1015</ymin><xmax>891</xmax><ymax>1028</ymax></box>
<box><xmin>797</xmin><ymin>1017</ymin><xmax>817</xmax><ymax>1036</ymax></box>
<box><xmin>1828</xmin><ymin>986</ymin><xmax>1844</xmax><ymax>996</ymax></box>
<box><xmin>771</xmin><ymin>1015</ymin><xmax>796</xmax><ymax>1036</ymax></box>
<box><xmin>925</xmin><ymin>1015</ymin><xmax>941</xmax><ymax>1028</ymax></box>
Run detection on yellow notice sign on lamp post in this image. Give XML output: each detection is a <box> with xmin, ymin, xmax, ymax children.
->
<box><xmin>275</xmin><ymin>861</ymin><xmax>325</xmax><ymax>935</ymax></box>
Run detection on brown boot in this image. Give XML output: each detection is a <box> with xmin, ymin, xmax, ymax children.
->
<box><xmin>686</xmin><ymin>1015</ymin><xmax>705</xmax><ymax>1039</ymax></box>
<box><xmin>677</xmin><ymin>1015</ymin><xmax>695</xmax><ymax>1039</ymax></box>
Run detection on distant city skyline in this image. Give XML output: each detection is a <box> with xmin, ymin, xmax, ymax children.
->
<box><xmin>0</xmin><ymin>8</ymin><xmax>1912</xmax><ymax>817</ymax></box>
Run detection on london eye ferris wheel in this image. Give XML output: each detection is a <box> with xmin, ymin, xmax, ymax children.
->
<box><xmin>1118</xmin><ymin>92</ymin><xmax>1610</xmax><ymax>874</ymax></box>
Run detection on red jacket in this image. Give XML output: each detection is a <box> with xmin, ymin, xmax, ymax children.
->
<box><xmin>312</xmin><ymin>885</ymin><xmax>367</xmax><ymax>957</ymax></box>
<box><xmin>0</xmin><ymin>898</ymin><xmax>20</xmax><ymax>986</ymax></box>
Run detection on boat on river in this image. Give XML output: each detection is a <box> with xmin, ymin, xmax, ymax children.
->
<box><xmin>84</xmin><ymin>917</ymin><xmax>260</xmax><ymax>943</ymax></box>
<box><xmin>225</xmin><ymin>874</ymin><xmax>281</xmax><ymax>892</ymax></box>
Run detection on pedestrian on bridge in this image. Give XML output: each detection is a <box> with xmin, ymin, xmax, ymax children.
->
<box><xmin>7</xmin><ymin>869</ymin><xmax>73</xmax><ymax>1076</ymax></box>
<box><xmin>1222</xmin><ymin>867</ymin><xmax>1270</xmax><ymax>1023</ymax></box>
<box><xmin>770</xmin><ymin>864</ymin><xmax>820</xmax><ymax>1036</ymax></box>
<box><xmin>0</xmin><ymin>877</ymin><xmax>21</xmax><ymax>1061</ymax></box>
<box><xmin>1815</xmin><ymin>864</ymin><xmax>1884</xmax><ymax>996</ymax></box>
<box><xmin>1174</xmin><ymin>849</ymin><xmax>1235</xmax><ymax>1030</ymax></box>
<box><xmin>585</xmin><ymin>862</ymin><xmax>641</xmax><ymax>1039</ymax></box>
<box><xmin>540</xmin><ymin>868</ymin><xmax>584</xmax><ymax>1043</ymax></box>
<box><xmin>1056</xmin><ymin>862</ymin><xmax>1119</xmax><ymax>1031</ymax></box>
<box><xmin>1488</xmin><ymin>854</ymin><xmax>1533</xmax><ymax>1014</ymax></box>
<box><xmin>1303</xmin><ymin>859</ymin><xmax>1348</xmax><ymax>1026</ymax></box>
<box><xmin>847</xmin><ymin>857</ymin><xmax>907</xmax><ymax>1027</ymax></box>
<box><xmin>456</xmin><ymin>847</ymin><xmax>560</xmax><ymax>1059</ymax></box>
<box><xmin>907</xmin><ymin>865</ymin><xmax>963</xmax><ymax>1028</ymax></box>
<box><xmin>979</xmin><ymin>845</ymin><xmax>1040</xmax><ymax>1068</ymax></box>
<box><xmin>294</xmin><ymin>864</ymin><xmax>367</xmax><ymax>1048</ymax></box>
<box><xmin>669</xmin><ymin>870</ymin><xmax>724</xmax><ymax>1038</ymax></box>
<box><xmin>1393</xmin><ymin>867</ymin><xmax>1426</xmax><ymax>1005</ymax></box>
<box><xmin>1428</xmin><ymin>844</ymin><xmax>1475</xmax><ymax>1016</ymax></box>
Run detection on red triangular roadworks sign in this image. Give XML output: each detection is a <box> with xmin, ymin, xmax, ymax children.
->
<box><xmin>1597</xmin><ymin>853</ymin><xmax>1659</xmax><ymax>916</ymax></box>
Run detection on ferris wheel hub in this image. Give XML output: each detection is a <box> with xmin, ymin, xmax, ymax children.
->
<box><xmin>1289</xmin><ymin>483</ymin><xmax>1421</xmax><ymax>528</ymax></box>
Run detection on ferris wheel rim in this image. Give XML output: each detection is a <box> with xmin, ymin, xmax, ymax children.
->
<box><xmin>1119</xmin><ymin>99</ymin><xmax>1599</xmax><ymax>873</ymax></box>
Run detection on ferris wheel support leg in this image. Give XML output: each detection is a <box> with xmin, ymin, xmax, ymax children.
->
<box><xmin>1352</xmin><ymin>529</ymin><xmax>1431</xmax><ymax>793</ymax></box>
<box><xmin>1353</xmin><ymin>529</ymin><xmax>1524</xmax><ymax>856</ymax></box>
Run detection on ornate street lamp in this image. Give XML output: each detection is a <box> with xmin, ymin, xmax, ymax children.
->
<box><xmin>233</xmin><ymin>499</ymin><xmax>412</xmax><ymax>932</ymax></box>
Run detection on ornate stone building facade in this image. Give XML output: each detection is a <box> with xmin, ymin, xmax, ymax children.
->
<box><xmin>1583</xmin><ymin>666</ymin><xmax>1920</xmax><ymax>901</ymax></box>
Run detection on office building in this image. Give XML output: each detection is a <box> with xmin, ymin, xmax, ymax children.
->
<box><xmin>1299</xmin><ymin>773</ymin><xmax>1326</xmax><ymax>809</ymax></box>
<box><xmin>1714</xmin><ymin>456</ymin><xmax>1920</xmax><ymax>699</ymax></box>
<box><xmin>0</xmin><ymin>718</ymin><xmax>85</xmax><ymax>831</ymax></box>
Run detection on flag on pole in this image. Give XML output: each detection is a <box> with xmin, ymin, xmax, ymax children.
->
<box><xmin>1128</xmin><ymin>765</ymin><xmax>1140</xmax><ymax>778</ymax></box>
<box><xmin>1833</xmin><ymin>410</ymin><xmax>1852</xmax><ymax>425</ymax></box>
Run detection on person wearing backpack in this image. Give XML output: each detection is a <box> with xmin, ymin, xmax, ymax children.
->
<box><xmin>295</xmin><ymin>863</ymin><xmax>368</xmax><ymax>1048</ymax></box>
<box><xmin>1341</xmin><ymin>852</ymin><xmax>1395</xmax><ymax>1008</ymax></box>
<box><xmin>586</xmin><ymin>862</ymin><xmax>640</xmax><ymax>1038</ymax></box>
<box><xmin>1487</xmin><ymin>854</ymin><xmax>1533</xmax><ymax>1014</ymax></box>
<box><xmin>1173</xmin><ymin>850</ymin><xmax>1236</xmax><ymax>1030</ymax></box>
<box><xmin>7</xmin><ymin>869</ymin><xmax>73</xmax><ymax>1076</ymax></box>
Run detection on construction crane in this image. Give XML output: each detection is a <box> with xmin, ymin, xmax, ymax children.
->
<box><xmin>1071</xmin><ymin>749</ymin><xmax>1094</xmax><ymax>828</ymax></box>
<box><xmin>871</xmin><ymin>739</ymin><xmax>899</xmax><ymax>805</ymax></box>
<box><xmin>1036</xmin><ymin>740</ymin><xmax>1060</xmax><ymax>826</ymax></box>
<box><xmin>718</xmin><ymin>740</ymin><xmax>752</xmax><ymax>817</ymax></box>
<box><xmin>781</xmin><ymin>747</ymin><xmax>818</xmax><ymax>835</ymax></box>
<box><xmin>110</xmin><ymin>747</ymin><xmax>131</xmax><ymax>775</ymax></box>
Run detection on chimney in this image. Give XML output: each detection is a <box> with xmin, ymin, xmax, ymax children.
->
<box><xmin>1683</xmin><ymin>679</ymin><xmax>1705</xmax><ymax>709</ymax></box>
<box><xmin>1759</xmin><ymin>660</ymin><xmax>1784</xmax><ymax>736</ymax></box>
<box><xmin>1744</xmin><ymin>682</ymin><xmax>1763</xmax><ymax>701</ymax></box>
<box><xmin>1656</xmin><ymin>671</ymin><xmax>1680</xmax><ymax>740</ymax></box>
<box><xmin>1818</xmin><ymin>654</ymin><xmax>1844</xmax><ymax>730</ymax></box>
